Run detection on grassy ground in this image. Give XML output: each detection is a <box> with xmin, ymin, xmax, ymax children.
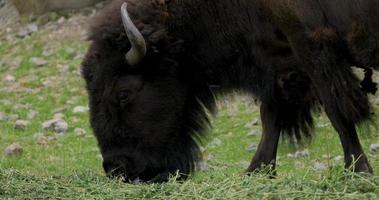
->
<box><xmin>1</xmin><ymin>11</ymin><xmax>379</xmax><ymax>199</ymax></box>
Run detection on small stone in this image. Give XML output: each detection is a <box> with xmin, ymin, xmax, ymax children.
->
<box><xmin>54</xmin><ymin>120</ymin><xmax>69</xmax><ymax>134</ymax></box>
<box><xmin>239</xmin><ymin>160</ymin><xmax>250</xmax><ymax>168</ymax></box>
<box><xmin>33</xmin><ymin>132</ymin><xmax>44</xmax><ymax>140</ymax></box>
<box><xmin>27</xmin><ymin>110</ymin><xmax>38</xmax><ymax>119</ymax></box>
<box><xmin>42</xmin><ymin>48</ymin><xmax>54</xmax><ymax>57</ymax></box>
<box><xmin>313</xmin><ymin>161</ymin><xmax>327</xmax><ymax>171</ymax></box>
<box><xmin>57</xmin><ymin>17</ymin><xmax>65</xmax><ymax>24</ymax></box>
<box><xmin>4</xmin><ymin>75</ymin><xmax>15</xmax><ymax>82</ymax></box>
<box><xmin>294</xmin><ymin>149</ymin><xmax>310</xmax><ymax>158</ymax></box>
<box><xmin>208</xmin><ymin>138</ymin><xmax>222</xmax><ymax>148</ymax></box>
<box><xmin>53</xmin><ymin>113</ymin><xmax>64</xmax><ymax>119</ymax></box>
<box><xmin>4</xmin><ymin>143</ymin><xmax>23</xmax><ymax>157</ymax></box>
<box><xmin>334</xmin><ymin>155</ymin><xmax>344</xmax><ymax>162</ymax></box>
<box><xmin>247</xmin><ymin>142</ymin><xmax>258</xmax><ymax>151</ymax></box>
<box><xmin>17</xmin><ymin>23</ymin><xmax>38</xmax><ymax>38</ymax></box>
<box><xmin>42</xmin><ymin>118</ymin><xmax>68</xmax><ymax>134</ymax></box>
<box><xmin>36</xmin><ymin>135</ymin><xmax>56</xmax><ymax>145</ymax></box>
<box><xmin>53</xmin><ymin>106</ymin><xmax>69</xmax><ymax>113</ymax></box>
<box><xmin>195</xmin><ymin>161</ymin><xmax>210</xmax><ymax>171</ymax></box>
<box><xmin>73</xmin><ymin>106</ymin><xmax>89</xmax><ymax>113</ymax></box>
<box><xmin>30</xmin><ymin>57</ymin><xmax>48</xmax><ymax>67</ymax></box>
<box><xmin>370</xmin><ymin>143</ymin><xmax>379</xmax><ymax>152</ymax></box>
<box><xmin>0</xmin><ymin>112</ymin><xmax>7</xmax><ymax>121</ymax></box>
<box><xmin>206</xmin><ymin>153</ymin><xmax>215</xmax><ymax>161</ymax></box>
<box><xmin>14</xmin><ymin>120</ymin><xmax>29</xmax><ymax>130</ymax></box>
<box><xmin>74</xmin><ymin>128</ymin><xmax>86</xmax><ymax>137</ymax></box>
<box><xmin>42</xmin><ymin>118</ymin><xmax>61</xmax><ymax>130</ymax></box>
<box><xmin>246</xmin><ymin>130</ymin><xmax>260</xmax><ymax>137</ymax></box>
<box><xmin>244</xmin><ymin>118</ymin><xmax>259</xmax><ymax>128</ymax></box>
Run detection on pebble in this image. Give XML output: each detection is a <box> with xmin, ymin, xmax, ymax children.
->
<box><xmin>4</xmin><ymin>143</ymin><xmax>23</xmax><ymax>157</ymax></box>
<box><xmin>27</xmin><ymin>110</ymin><xmax>38</xmax><ymax>119</ymax></box>
<box><xmin>195</xmin><ymin>161</ymin><xmax>210</xmax><ymax>171</ymax></box>
<box><xmin>208</xmin><ymin>138</ymin><xmax>222</xmax><ymax>148</ymax></box>
<box><xmin>17</xmin><ymin>23</ymin><xmax>38</xmax><ymax>38</ymax></box>
<box><xmin>0</xmin><ymin>112</ymin><xmax>7</xmax><ymax>121</ymax></box>
<box><xmin>30</xmin><ymin>57</ymin><xmax>48</xmax><ymax>67</ymax></box>
<box><xmin>4</xmin><ymin>74</ymin><xmax>15</xmax><ymax>82</ymax></box>
<box><xmin>313</xmin><ymin>161</ymin><xmax>327</xmax><ymax>171</ymax></box>
<box><xmin>294</xmin><ymin>149</ymin><xmax>310</xmax><ymax>158</ymax></box>
<box><xmin>370</xmin><ymin>143</ymin><xmax>379</xmax><ymax>152</ymax></box>
<box><xmin>247</xmin><ymin>142</ymin><xmax>258</xmax><ymax>151</ymax></box>
<box><xmin>53</xmin><ymin>113</ymin><xmax>65</xmax><ymax>119</ymax></box>
<box><xmin>334</xmin><ymin>155</ymin><xmax>344</xmax><ymax>162</ymax></box>
<box><xmin>54</xmin><ymin>120</ymin><xmax>69</xmax><ymax>134</ymax></box>
<box><xmin>14</xmin><ymin>120</ymin><xmax>29</xmax><ymax>130</ymax></box>
<box><xmin>287</xmin><ymin>149</ymin><xmax>310</xmax><ymax>158</ymax></box>
<box><xmin>244</xmin><ymin>118</ymin><xmax>259</xmax><ymax>128</ymax></box>
<box><xmin>74</xmin><ymin>128</ymin><xmax>86</xmax><ymax>137</ymax></box>
<box><xmin>246</xmin><ymin>130</ymin><xmax>260</xmax><ymax>137</ymax></box>
<box><xmin>36</xmin><ymin>135</ymin><xmax>56</xmax><ymax>145</ymax></box>
<box><xmin>42</xmin><ymin>118</ymin><xmax>69</xmax><ymax>134</ymax></box>
<box><xmin>73</xmin><ymin>106</ymin><xmax>89</xmax><ymax>113</ymax></box>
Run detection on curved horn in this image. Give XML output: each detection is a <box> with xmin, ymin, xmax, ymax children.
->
<box><xmin>121</xmin><ymin>3</ymin><xmax>147</xmax><ymax>66</ymax></box>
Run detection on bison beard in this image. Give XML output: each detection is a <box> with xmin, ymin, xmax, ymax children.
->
<box><xmin>81</xmin><ymin>0</ymin><xmax>376</xmax><ymax>183</ymax></box>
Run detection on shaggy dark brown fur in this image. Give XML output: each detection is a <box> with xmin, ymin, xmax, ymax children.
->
<box><xmin>82</xmin><ymin>0</ymin><xmax>376</xmax><ymax>182</ymax></box>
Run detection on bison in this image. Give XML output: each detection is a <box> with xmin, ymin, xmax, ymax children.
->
<box><xmin>81</xmin><ymin>0</ymin><xmax>376</xmax><ymax>183</ymax></box>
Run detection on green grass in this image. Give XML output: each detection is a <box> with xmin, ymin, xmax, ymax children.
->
<box><xmin>1</xmin><ymin>19</ymin><xmax>379</xmax><ymax>199</ymax></box>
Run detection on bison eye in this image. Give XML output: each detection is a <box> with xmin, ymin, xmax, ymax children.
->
<box><xmin>118</xmin><ymin>91</ymin><xmax>131</xmax><ymax>106</ymax></box>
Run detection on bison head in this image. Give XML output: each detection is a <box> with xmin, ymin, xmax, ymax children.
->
<box><xmin>81</xmin><ymin>2</ymin><xmax>210</xmax><ymax>183</ymax></box>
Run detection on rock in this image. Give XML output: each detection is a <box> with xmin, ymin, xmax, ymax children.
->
<box><xmin>17</xmin><ymin>23</ymin><xmax>38</xmax><ymax>38</ymax></box>
<box><xmin>54</xmin><ymin>120</ymin><xmax>68</xmax><ymax>134</ymax></box>
<box><xmin>206</xmin><ymin>153</ymin><xmax>215</xmax><ymax>161</ymax></box>
<box><xmin>294</xmin><ymin>149</ymin><xmax>310</xmax><ymax>158</ymax></box>
<box><xmin>42</xmin><ymin>118</ymin><xmax>61</xmax><ymax>130</ymax></box>
<box><xmin>3</xmin><ymin>74</ymin><xmax>15</xmax><ymax>82</ymax></box>
<box><xmin>247</xmin><ymin>142</ymin><xmax>258</xmax><ymax>151</ymax></box>
<box><xmin>246</xmin><ymin>130</ymin><xmax>260</xmax><ymax>137</ymax></box>
<box><xmin>42</xmin><ymin>48</ymin><xmax>54</xmax><ymax>57</ymax></box>
<box><xmin>74</xmin><ymin>128</ymin><xmax>86</xmax><ymax>137</ymax></box>
<box><xmin>4</xmin><ymin>143</ymin><xmax>23</xmax><ymax>156</ymax></box>
<box><xmin>27</xmin><ymin>110</ymin><xmax>38</xmax><ymax>119</ymax></box>
<box><xmin>244</xmin><ymin>118</ymin><xmax>259</xmax><ymax>128</ymax></box>
<box><xmin>42</xmin><ymin>118</ymin><xmax>68</xmax><ymax>134</ymax></box>
<box><xmin>36</xmin><ymin>135</ymin><xmax>56</xmax><ymax>145</ymax></box>
<box><xmin>14</xmin><ymin>120</ymin><xmax>29</xmax><ymax>130</ymax></box>
<box><xmin>53</xmin><ymin>113</ymin><xmax>64</xmax><ymax>119</ymax></box>
<box><xmin>73</xmin><ymin>106</ymin><xmax>89</xmax><ymax>113</ymax></box>
<box><xmin>0</xmin><ymin>112</ymin><xmax>7</xmax><ymax>121</ymax></box>
<box><xmin>334</xmin><ymin>155</ymin><xmax>344</xmax><ymax>162</ymax></box>
<box><xmin>195</xmin><ymin>161</ymin><xmax>210</xmax><ymax>171</ymax></box>
<box><xmin>312</xmin><ymin>161</ymin><xmax>327</xmax><ymax>171</ymax></box>
<box><xmin>239</xmin><ymin>160</ymin><xmax>250</xmax><ymax>168</ymax></box>
<box><xmin>53</xmin><ymin>106</ymin><xmax>69</xmax><ymax>113</ymax></box>
<box><xmin>370</xmin><ymin>143</ymin><xmax>379</xmax><ymax>152</ymax></box>
<box><xmin>208</xmin><ymin>138</ymin><xmax>222</xmax><ymax>148</ymax></box>
<box><xmin>30</xmin><ymin>57</ymin><xmax>48</xmax><ymax>66</ymax></box>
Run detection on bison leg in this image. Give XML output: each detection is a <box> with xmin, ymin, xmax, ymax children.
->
<box><xmin>333</xmin><ymin>118</ymin><xmax>373</xmax><ymax>173</ymax></box>
<box><xmin>288</xmin><ymin>32</ymin><xmax>373</xmax><ymax>173</ymax></box>
<box><xmin>246</xmin><ymin>103</ymin><xmax>280</xmax><ymax>176</ymax></box>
